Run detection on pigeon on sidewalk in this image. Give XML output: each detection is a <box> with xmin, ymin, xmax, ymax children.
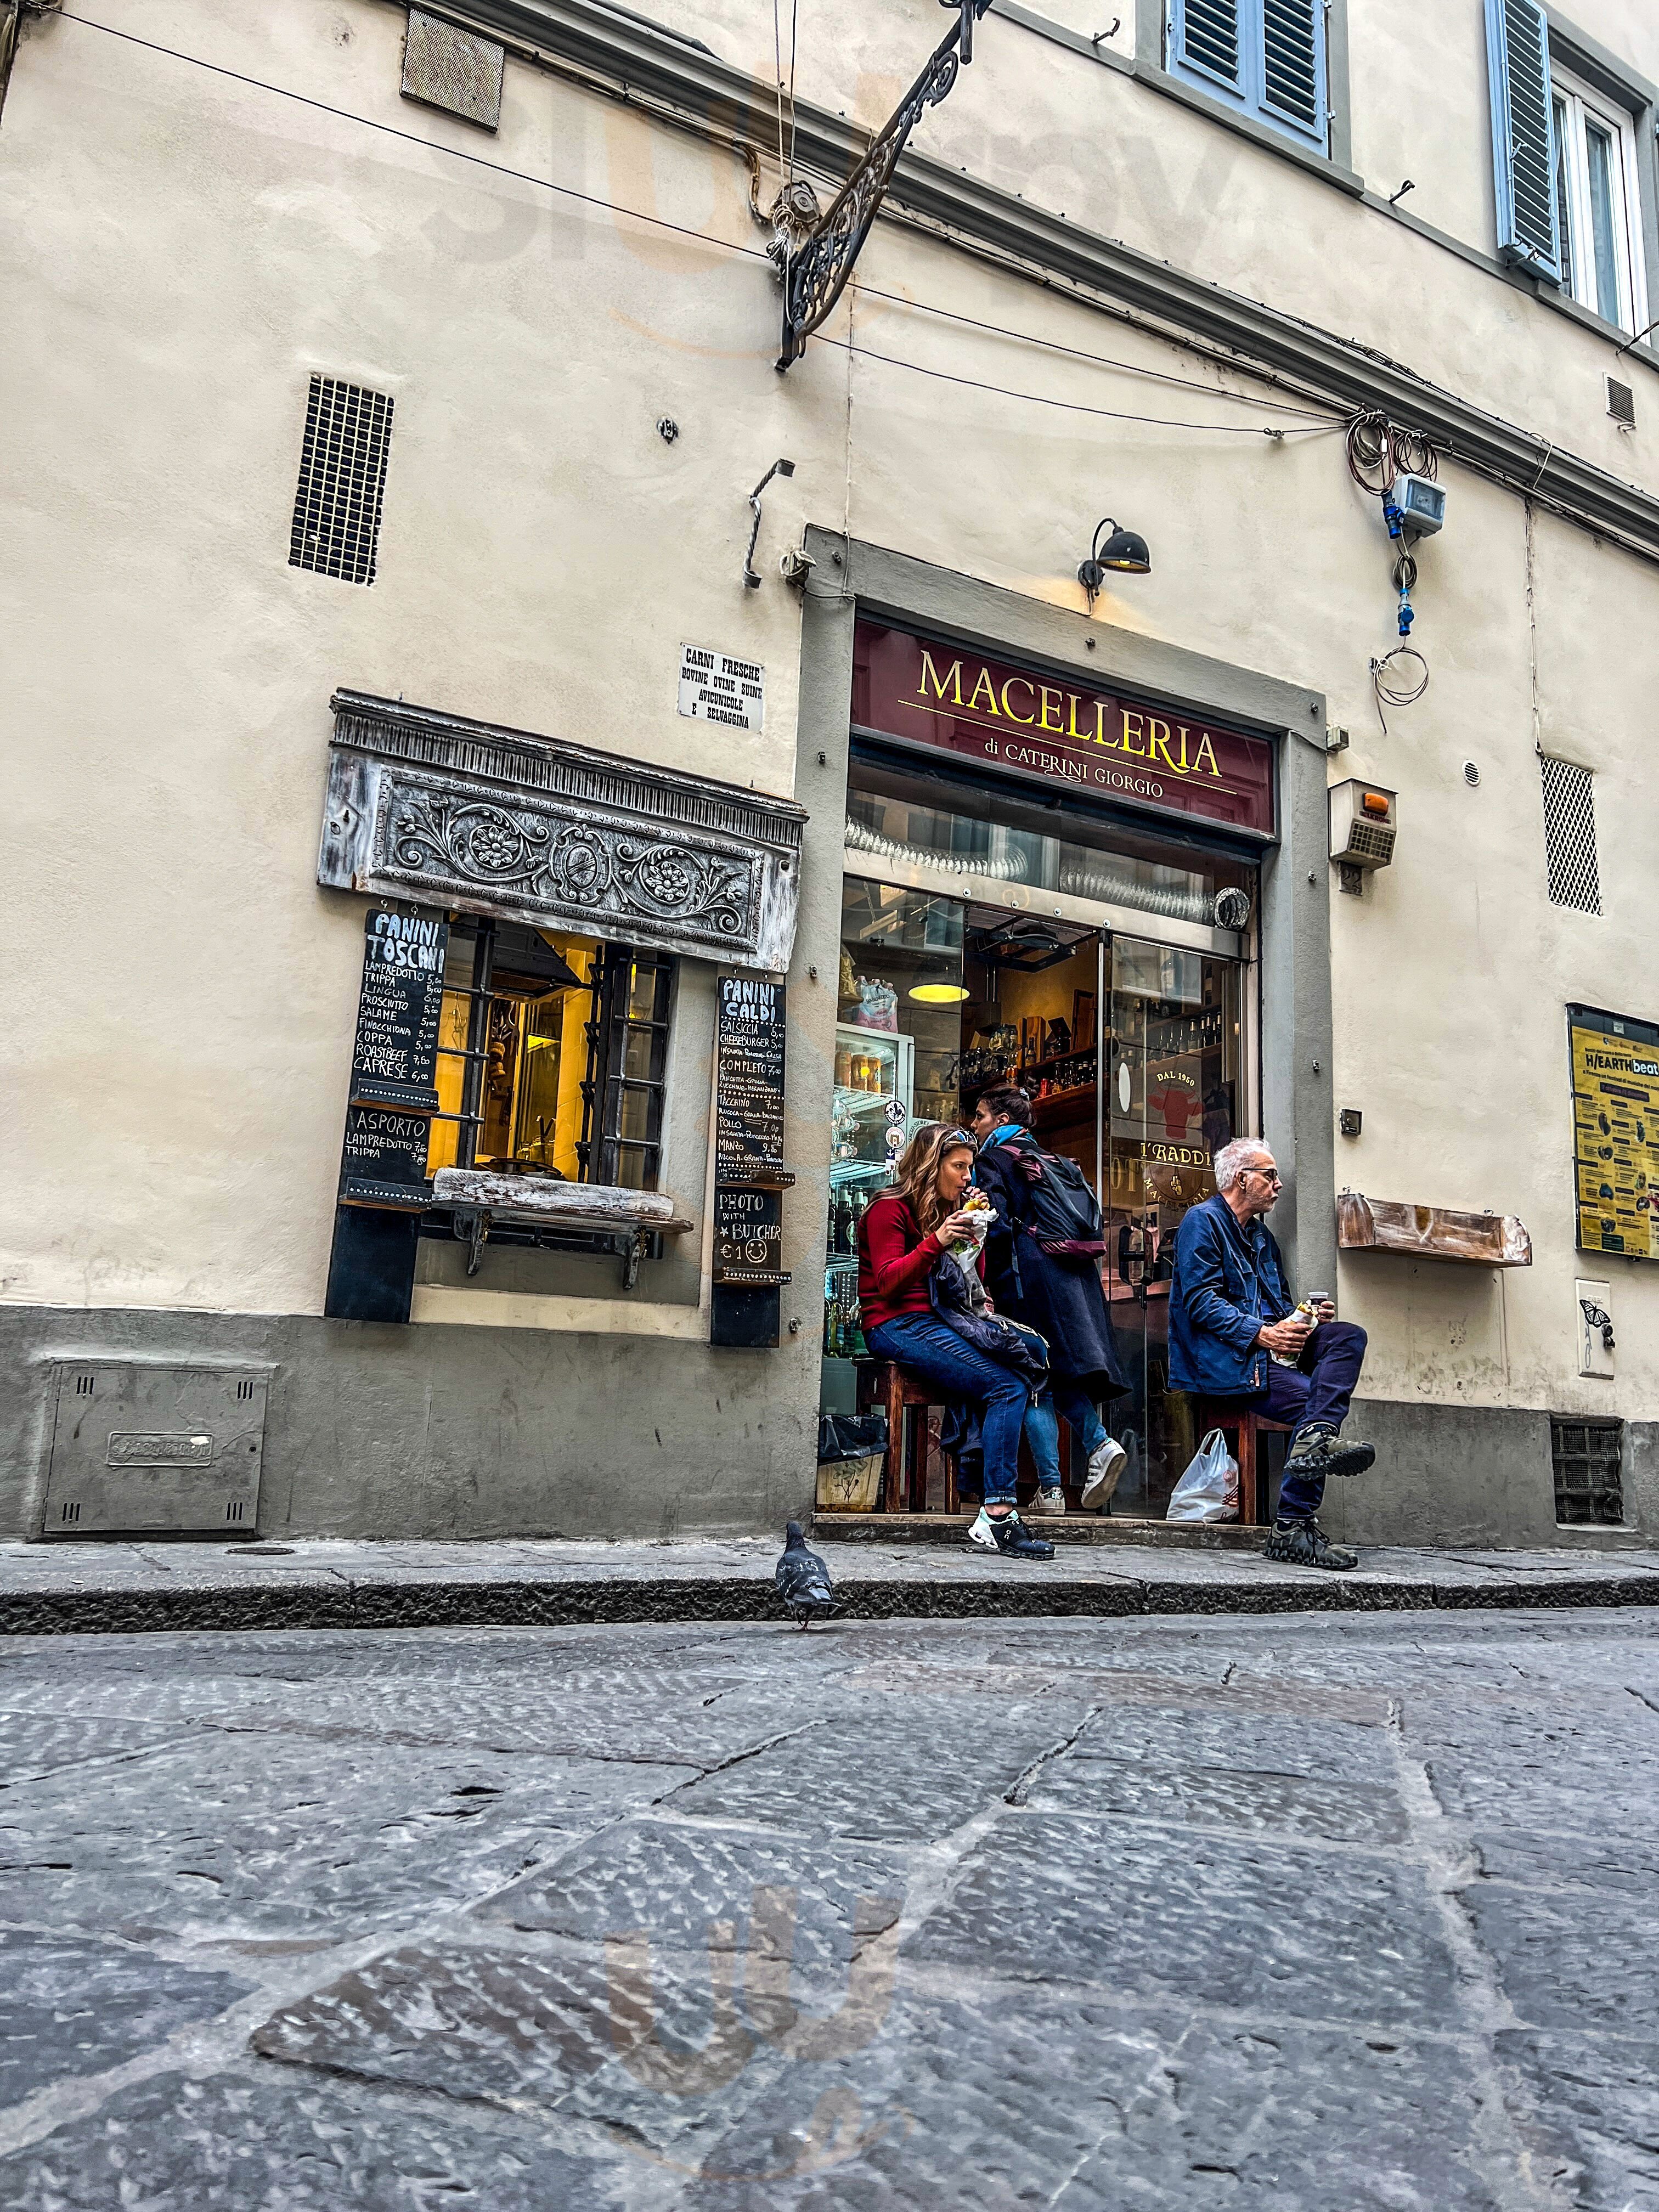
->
<box><xmin>774</xmin><ymin>1521</ymin><xmax>837</xmax><ymax>1629</ymax></box>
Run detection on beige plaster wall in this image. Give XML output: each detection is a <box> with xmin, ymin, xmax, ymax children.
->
<box><xmin>2</xmin><ymin>0</ymin><xmax>1656</xmax><ymax>1434</ymax></box>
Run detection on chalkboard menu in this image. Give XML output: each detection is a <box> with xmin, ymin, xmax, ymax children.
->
<box><xmin>349</xmin><ymin>910</ymin><xmax>448</xmax><ymax>1112</ymax></box>
<box><xmin>715</xmin><ymin>977</ymin><xmax>788</xmax><ymax>1183</ymax></box>
<box><xmin>713</xmin><ymin>1186</ymin><xmax>783</xmax><ymax>1282</ymax></box>
<box><xmin>713</xmin><ymin>977</ymin><xmax>790</xmax><ymax>1345</ymax></box>
<box><xmin>341</xmin><ymin>1106</ymin><xmax>434</xmax><ymax>1209</ymax></box>
<box><xmin>327</xmin><ymin>907</ymin><xmax>449</xmax><ymax>1323</ymax></box>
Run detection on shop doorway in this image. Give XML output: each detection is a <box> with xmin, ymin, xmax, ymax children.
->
<box><xmin>830</xmin><ymin>879</ymin><xmax>1245</xmax><ymax>1515</ymax></box>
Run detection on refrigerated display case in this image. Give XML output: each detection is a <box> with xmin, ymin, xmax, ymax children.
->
<box><xmin>821</xmin><ymin>1021</ymin><xmax>915</xmax><ymax>1410</ymax></box>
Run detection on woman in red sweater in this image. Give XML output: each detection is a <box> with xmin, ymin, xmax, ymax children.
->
<box><xmin>858</xmin><ymin>1123</ymin><xmax>1053</xmax><ymax>1561</ymax></box>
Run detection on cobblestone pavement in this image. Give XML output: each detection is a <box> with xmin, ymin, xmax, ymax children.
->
<box><xmin>3</xmin><ymin>1608</ymin><xmax>1657</xmax><ymax>2209</ymax></box>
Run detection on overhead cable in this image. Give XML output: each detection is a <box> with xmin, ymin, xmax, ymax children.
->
<box><xmin>826</xmin><ymin>337</ymin><xmax>1342</xmax><ymax>435</ymax></box>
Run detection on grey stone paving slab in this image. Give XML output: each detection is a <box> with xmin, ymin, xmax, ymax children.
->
<box><xmin>0</xmin><ymin>1730</ymin><xmax>679</xmax><ymax>1941</ymax></box>
<box><xmin>669</xmin><ymin>1992</ymin><xmax>1510</xmax><ymax>2210</ymax></box>
<box><xmin>1068</xmin><ymin>1699</ymin><xmax>1397</xmax><ymax>1780</ymax></box>
<box><xmin>1026</xmin><ymin>1752</ymin><xmax>1409</xmax><ymax>1844</ymax></box>
<box><xmin>665</xmin><ymin>1701</ymin><xmax>1086</xmax><ymax>1842</ymax></box>
<box><xmin>1472</xmin><ymin>1825</ymin><xmax>1659</xmax><ymax>1895</ymax></box>
<box><xmin>0</xmin><ymin>1709</ymin><xmax>198</xmax><ymax>1784</ymax></box>
<box><xmin>1495</xmin><ymin>2028</ymin><xmax>1659</xmax><ymax>2212</ymax></box>
<box><xmin>253</xmin><ymin>1934</ymin><xmax>799</xmax><ymax>2157</ymax></box>
<box><xmin>477</xmin><ymin>1818</ymin><xmax>906</xmax><ymax>1974</ymax></box>
<box><xmin>909</xmin><ymin>1811</ymin><xmax>1459</xmax><ymax>2025</ymax></box>
<box><xmin>0</xmin><ymin>1929</ymin><xmax>252</xmax><ymax>2109</ymax></box>
<box><xmin>0</xmin><ymin>2067</ymin><xmax>629</xmax><ymax>2210</ymax></box>
<box><xmin>1408</xmin><ymin>1695</ymin><xmax>1659</xmax><ymax>1833</ymax></box>
<box><xmin>1461</xmin><ymin>1880</ymin><xmax>1659</xmax><ymax>2038</ymax></box>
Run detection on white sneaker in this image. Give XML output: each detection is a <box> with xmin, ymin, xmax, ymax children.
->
<box><xmin>1080</xmin><ymin>1435</ymin><xmax>1128</xmax><ymax>1510</ymax></box>
<box><xmin>1032</xmin><ymin>1485</ymin><xmax>1068</xmax><ymax>1515</ymax></box>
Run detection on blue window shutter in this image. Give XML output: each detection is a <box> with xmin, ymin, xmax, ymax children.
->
<box><xmin>1172</xmin><ymin>0</ymin><xmax>1245</xmax><ymax>96</ymax></box>
<box><xmin>1260</xmin><ymin>0</ymin><xmax>1326</xmax><ymax>145</ymax></box>
<box><xmin>1485</xmin><ymin>0</ymin><xmax>1561</xmax><ymax>279</ymax></box>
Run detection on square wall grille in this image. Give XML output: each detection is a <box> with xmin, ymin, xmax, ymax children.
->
<box><xmin>1551</xmin><ymin>1417</ymin><xmax>1623</xmax><ymax>1527</ymax></box>
<box><xmin>402</xmin><ymin>8</ymin><xmax>504</xmax><ymax>131</ymax></box>
<box><xmin>288</xmin><ymin>375</ymin><xmax>394</xmax><ymax>586</ymax></box>
<box><xmin>1540</xmin><ymin>756</ymin><xmax>1601</xmax><ymax>916</ymax></box>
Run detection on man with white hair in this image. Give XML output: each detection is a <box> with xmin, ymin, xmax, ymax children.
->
<box><xmin>1169</xmin><ymin>1137</ymin><xmax>1374</xmax><ymax>1570</ymax></box>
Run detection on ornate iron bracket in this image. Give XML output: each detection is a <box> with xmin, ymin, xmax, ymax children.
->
<box><xmin>776</xmin><ymin>0</ymin><xmax>993</xmax><ymax>371</ymax></box>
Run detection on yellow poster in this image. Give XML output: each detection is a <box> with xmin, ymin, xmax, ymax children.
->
<box><xmin>1570</xmin><ymin>1007</ymin><xmax>1659</xmax><ymax>1262</ymax></box>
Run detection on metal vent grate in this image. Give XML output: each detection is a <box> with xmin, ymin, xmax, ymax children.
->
<box><xmin>74</xmin><ymin>1374</ymin><xmax>95</xmax><ymax>1396</ymax></box>
<box><xmin>236</xmin><ymin>1377</ymin><xmax>256</xmax><ymax>1401</ymax></box>
<box><xmin>1607</xmin><ymin>376</ymin><xmax>1636</xmax><ymax>427</ymax></box>
<box><xmin>1540</xmin><ymin>756</ymin><xmax>1601</xmax><ymax>915</ymax></box>
<box><xmin>1551</xmin><ymin>1416</ymin><xmax>1623</xmax><ymax>1525</ymax></box>
<box><xmin>288</xmin><ymin>376</ymin><xmax>394</xmax><ymax>586</ymax></box>
<box><xmin>402</xmin><ymin>7</ymin><xmax>504</xmax><ymax>131</ymax></box>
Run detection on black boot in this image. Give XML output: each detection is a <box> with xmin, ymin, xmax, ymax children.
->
<box><xmin>1262</xmin><ymin>1517</ymin><xmax>1357</xmax><ymax>1571</ymax></box>
<box><xmin>1283</xmin><ymin>1423</ymin><xmax>1375</xmax><ymax>1483</ymax></box>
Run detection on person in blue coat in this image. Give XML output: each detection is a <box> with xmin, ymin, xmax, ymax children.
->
<box><xmin>972</xmin><ymin>1085</ymin><xmax>1129</xmax><ymax>1515</ymax></box>
<box><xmin>1169</xmin><ymin>1137</ymin><xmax>1375</xmax><ymax>1570</ymax></box>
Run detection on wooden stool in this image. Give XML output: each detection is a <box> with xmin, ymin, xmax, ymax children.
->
<box><xmin>876</xmin><ymin>1363</ymin><xmax>949</xmax><ymax>1513</ymax></box>
<box><xmin>1197</xmin><ymin>1405</ymin><xmax>1295</xmax><ymax>1526</ymax></box>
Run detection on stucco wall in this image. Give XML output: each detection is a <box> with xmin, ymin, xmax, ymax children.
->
<box><xmin>2</xmin><ymin>0</ymin><xmax>1656</xmax><ymax>1523</ymax></box>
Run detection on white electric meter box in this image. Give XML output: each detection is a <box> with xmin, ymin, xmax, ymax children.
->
<box><xmin>1390</xmin><ymin>473</ymin><xmax>1444</xmax><ymax>535</ymax></box>
<box><xmin>1329</xmin><ymin>780</ymin><xmax>1398</xmax><ymax>870</ymax></box>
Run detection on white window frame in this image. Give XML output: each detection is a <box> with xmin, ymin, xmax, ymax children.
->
<box><xmin>1550</xmin><ymin>62</ymin><xmax>1647</xmax><ymax>335</ymax></box>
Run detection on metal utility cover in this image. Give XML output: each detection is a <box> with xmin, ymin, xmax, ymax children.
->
<box><xmin>41</xmin><ymin>1365</ymin><xmax>268</xmax><ymax>1537</ymax></box>
<box><xmin>401</xmin><ymin>9</ymin><xmax>504</xmax><ymax>131</ymax></box>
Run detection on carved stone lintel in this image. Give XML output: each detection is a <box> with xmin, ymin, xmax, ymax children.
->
<box><xmin>318</xmin><ymin>691</ymin><xmax>804</xmax><ymax>972</ymax></box>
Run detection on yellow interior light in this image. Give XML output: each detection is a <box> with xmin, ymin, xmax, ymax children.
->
<box><xmin>909</xmin><ymin>981</ymin><xmax>970</xmax><ymax>1003</ymax></box>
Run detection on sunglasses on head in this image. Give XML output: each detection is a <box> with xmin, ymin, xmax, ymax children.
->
<box><xmin>940</xmin><ymin>1128</ymin><xmax>976</xmax><ymax>1148</ymax></box>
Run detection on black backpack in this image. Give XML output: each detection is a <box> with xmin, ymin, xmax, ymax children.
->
<box><xmin>997</xmin><ymin>1136</ymin><xmax>1106</xmax><ymax>1260</ymax></box>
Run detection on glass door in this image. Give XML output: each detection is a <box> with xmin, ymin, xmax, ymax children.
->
<box><xmin>1101</xmin><ymin>936</ymin><xmax>1243</xmax><ymax>1516</ymax></box>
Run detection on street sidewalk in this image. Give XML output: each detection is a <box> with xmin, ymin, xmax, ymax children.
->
<box><xmin>2</xmin><ymin>1530</ymin><xmax>1657</xmax><ymax>1636</ymax></box>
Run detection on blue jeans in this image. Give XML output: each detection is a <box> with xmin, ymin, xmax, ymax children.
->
<box><xmin>1025</xmin><ymin>1384</ymin><xmax>1109</xmax><ymax>1491</ymax></box>
<box><xmin>866</xmin><ymin>1314</ymin><xmax>1032</xmax><ymax>1505</ymax></box>
<box><xmin>1260</xmin><ymin>1321</ymin><xmax>1369</xmax><ymax>1520</ymax></box>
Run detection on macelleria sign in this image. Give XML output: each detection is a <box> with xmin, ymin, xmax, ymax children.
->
<box><xmin>852</xmin><ymin>622</ymin><xmax>1277</xmax><ymax>837</ymax></box>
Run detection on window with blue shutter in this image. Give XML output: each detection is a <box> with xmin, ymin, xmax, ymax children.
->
<box><xmin>1169</xmin><ymin>0</ymin><xmax>1327</xmax><ymax>151</ymax></box>
<box><xmin>1484</xmin><ymin>0</ymin><xmax>1562</xmax><ymax>280</ymax></box>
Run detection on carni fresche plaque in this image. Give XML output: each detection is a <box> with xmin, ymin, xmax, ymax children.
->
<box><xmin>1569</xmin><ymin>1003</ymin><xmax>1659</xmax><ymax>1261</ymax></box>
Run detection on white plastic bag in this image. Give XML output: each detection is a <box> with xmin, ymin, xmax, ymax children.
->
<box><xmin>1166</xmin><ymin>1428</ymin><xmax>1239</xmax><ymax>1522</ymax></box>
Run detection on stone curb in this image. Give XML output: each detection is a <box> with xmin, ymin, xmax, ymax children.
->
<box><xmin>4</xmin><ymin>1570</ymin><xmax>1659</xmax><ymax>1637</ymax></box>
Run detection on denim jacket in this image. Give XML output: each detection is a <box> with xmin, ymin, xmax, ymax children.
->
<box><xmin>1167</xmin><ymin>1193</ymin><xmax>1292</xmax><ymax>1398</ymax></box>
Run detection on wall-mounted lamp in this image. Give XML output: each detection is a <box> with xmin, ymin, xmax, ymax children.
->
<box><xmin>1077</xmin><ymin>515</ymin><xmax>1150</xmax><ymax>607</ymax></box>
<box><xmin>743</xmin><ymin>458</ymin><xmax>795</xmax><ymax>589</ymax></box>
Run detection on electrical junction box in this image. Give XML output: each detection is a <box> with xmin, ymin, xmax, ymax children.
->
<box><xmin>1576</xmin><ymin>1279</ymin><xmax>1616</xmax><ymax>1380</ymax></box>
<box><xmin>1390</xmin><ymin>473</ymin><xmax>1444</xmax><ymax>535</ymax></box>
<box><xmin>1330</xmin><ymin>780</ymin><xmax>1397</xmax><ymax>870</ymax></box>
<box><xmin>38</xmin><ymin>1363</ymin><xmax>269</xmax><ymax>1537</ymax></box>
